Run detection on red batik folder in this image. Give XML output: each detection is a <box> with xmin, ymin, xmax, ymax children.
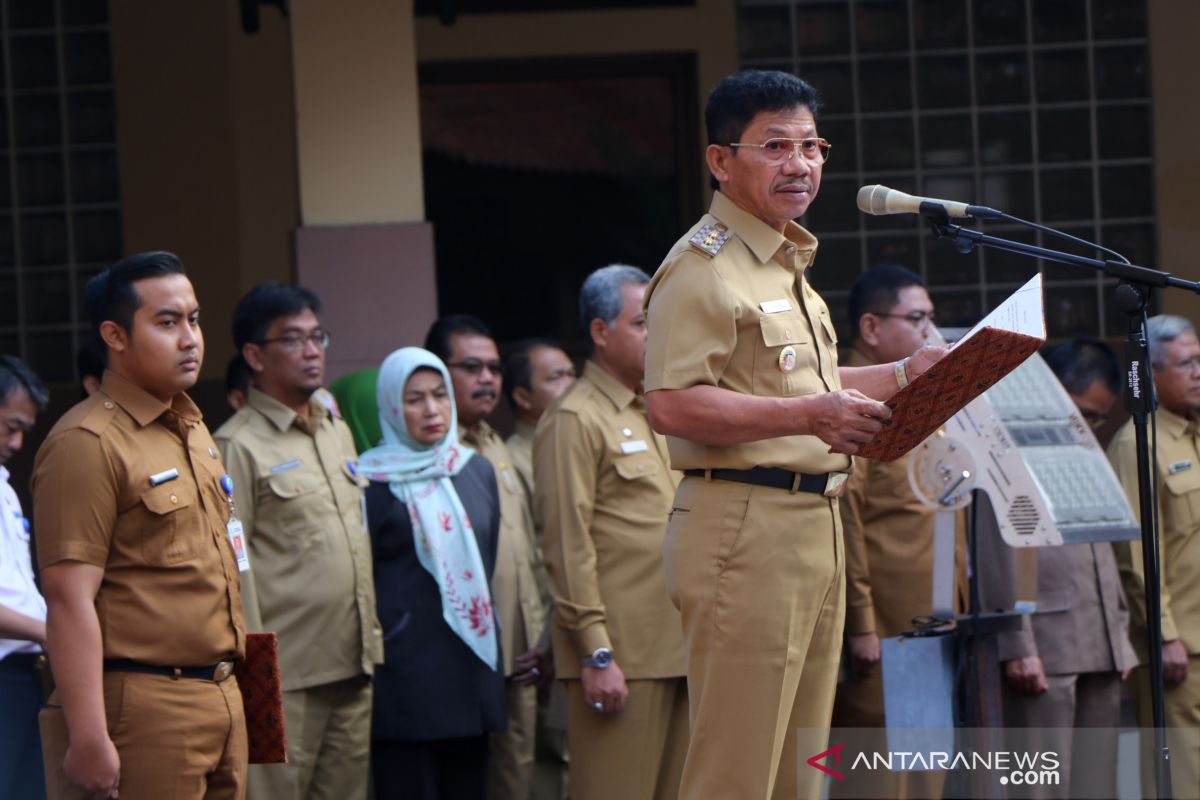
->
<box><xmin>856</xmin><ymin>274</ymin><xmax>1046</xmax><ymax>462</ymax></box>
<box><xmin>235</xmin><ymin>632</ymin><xmax>288</xmax><ymax>764</ymax></box>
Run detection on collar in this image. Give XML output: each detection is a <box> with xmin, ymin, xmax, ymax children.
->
<box><xmin>845</xmin><ymin>348</ymin><xmax>874</xmax><ymax>368</ymax></box>
<box><xmin>709</xmin><ymin>191</ymin><xmax>818</xmax><ymax>269</ymax></box>
<box><xmin>584</xmin><ymin>360</ymin><xmax>636</xmax><ymax>412</ymax></box>
<box><xmin>1158</xmin><ymin>406</ymin><xmax>1199</xmax><ymax>440</ymax></box>
<box><xmin>0</xmin><ymin>466</ymin><xmax>9</xmax><ymax>484</ymax></box>
<box><xmin>100</xmin><ymin>370</ymin><xmax>201</xmax><ymax>428</ymax></box>
<box><xmin>461</xmin><ymin>418</ymin><xmax>498</xmax><ymax>448</ymax></box>
<box><xmin>246</xmin><ymin>387</ymin><xmax>327</xmax><ymax>434</ymax></box>
<box><xmin>512</xmin><ymin>419</ymin><xmax>537</xmax><ymax>441</ymax></box>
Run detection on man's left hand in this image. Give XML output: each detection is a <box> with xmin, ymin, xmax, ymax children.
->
<box><xmin>514</xmin><ymin>645</ymin><xmax>553</xmax><ymax>689</ymax></box>
<box><xmin>906</xmin><ymin>345</ymin><xmax>950</xmax><ymax>380</ymax></box>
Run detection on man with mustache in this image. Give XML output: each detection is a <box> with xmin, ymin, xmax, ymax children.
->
<box><xmin>643</xmin><ymin>71</ymin><xmax>945</xmax><ymax>799</ymax></box>
<box><xmin>426</xmin><ymin>315</ymin><xmax>547</xmax><ymax>800</ymax></box>
<box><xmin>33</xmin><ymin>252</ymin><xmax>248</xmax><ymax>799</ymax></box>
<box><xmin>214</xmin><ymin>282</ymin><xmax>383</xmax><ymax>800</ymax></box>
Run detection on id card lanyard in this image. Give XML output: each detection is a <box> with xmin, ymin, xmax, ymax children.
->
<box><xmin>220</xmin><ymin>474</ymin><xmax>251</xmax><ymax>572</ymax></box>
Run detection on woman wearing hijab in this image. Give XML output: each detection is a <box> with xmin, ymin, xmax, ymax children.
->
<box><xmin>361</xmin><ymin>347</ymin><xmax>506</xmax><ymax>799</ymax></box>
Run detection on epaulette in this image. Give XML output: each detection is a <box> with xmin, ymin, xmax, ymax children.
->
<box><xmin>78</xmin><ymin>398</ymin><xmax>118</xmax><ymax>436</ymax></box>
<box><xmin>213</xmin><ymin>408</ymin><xmax>251</xmax><ymax>440</ymax></box>
<box><xmin>688</xmin><ymin>222</ymin><xmax>731</xmax><ymax>258</ymax></box>
<box><xmin>558</xmin><ymin>382</ymin><xmax>592</xmax><ymax>414</ymax></box>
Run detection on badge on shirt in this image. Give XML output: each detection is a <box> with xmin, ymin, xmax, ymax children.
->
<box><xmin>620</xmin><ymin>440</ymin><xmax>649</xmax><ymax>454</ymax></box>
<box><xmin>759</xmin><ymin>299</ymin><xmax>792</xmax><ymax>314</ymax></box>
<box><xmin>226</xmin><ymin>517</ymin><xmax>251</xmax><ymax>572</ymax></box>
<box><xmin>270</xmin><ymin>459</ymin><xmax>302</xmax><ymax>474</ymax></box>
<box><xmin>1170</xmin><ymin>460</ymin><xmax>1193</xmax><ymax>474</ymax></box>
<box><xmin>779</xmin><ymin>346</ymin><xmax>798</xmax><ymax>373</ymax></box>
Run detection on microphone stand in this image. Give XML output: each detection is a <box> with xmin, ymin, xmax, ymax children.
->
<box><xmin>926</xmin><ymin>214</ymin><xmax>1200</xmax><ymax>800</ymax></box>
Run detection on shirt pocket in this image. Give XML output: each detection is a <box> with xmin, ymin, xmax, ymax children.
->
<box><xmin>260</xmin><ymin>473</ymin><xmax>323</xmax><ymax>550</ymax></box>
<box><xmin>755</xmin><ymin>313</ymin><xmax>822</xmax><ymax>397</ymax></box>
<box><xmin>1163</xmin><ymin>467</ymin><xmax>1200</xmax><ymax>537</ymax></box>
<box><xmin>138</xmin><ymin>482</ymin><xmax>198</xmax><ymax>565</ymax></box>
<box><xmin>613</xmin><ymin>453</ymin><xmax>662</xmax><ymax>483</ymax></box>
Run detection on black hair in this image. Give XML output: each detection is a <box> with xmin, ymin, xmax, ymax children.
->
<box><xmin>0</xmin><ymin>354</ymin><xmax>49</xmax><ymax>411</ymax></box>
<box><xmin>1043</xmin><ymin>338</ymin><xmax>1121</xmax><ymax>396</ymax></box>
<box><xmin>503</xmin><ymin>337</ymin><xmax>563</xmax><ymax>407</ymax></box>
<box><xmin>232</xmin><ymin>281</ymin><xmax>323</xmax><ymax>349</ymax></box>
<box><xmin>423</xmin><ymin>314</ymin><xmax>493</xmax><ymax>363</ymax></box>
<box><xmin>226</xmin><ymin>354</ymin><xmax>253</xmax><ymax>396</ymax></box>
<box><xmin>76</xmin><ymin>335</ymin><xmax>107</xmax><ymax>383</ymax></box>
<box><xmin>705</xmin><ymin>70</ymin><xmax>822</xmax><ymax>147</ymax></box>
<box><xmin>847</xmin><ymin>263</ymin><xmax>926</xmax><ymax>339</ymax></box>
<box><xmin>85</xmin><ymin>251</ymin><xmax>186</xmax><ymax>334</ymax></box>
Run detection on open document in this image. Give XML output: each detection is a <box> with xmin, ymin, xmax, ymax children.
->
<box><xmin>856</xmin><ymin>273</ymin><xmax>1046</xmax><ymax>462</ymax></box>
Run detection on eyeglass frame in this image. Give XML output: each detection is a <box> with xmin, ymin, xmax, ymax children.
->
<box><xmin>1153</xmin><ymin>354</ymin><xmax>1200</xmax><ymax>372</ymax></box>
<box><xmin>726</xmin><ymin>137</ymin><xmax>832</xmax><ymax>165</ymax></box>
<box><xmin>255</xmin><ymin>330</ymin><xmax>331</xmax><ymax>351</ymax></box>
<box><xmin>446</xmin><ymin>358</ymin><xmax>504</xmax><ymax>377</ymax></box>
<box><xmin>866</xmin><ymin>310</ymin><xmax>937</xmax><ymax>327</ymax></box>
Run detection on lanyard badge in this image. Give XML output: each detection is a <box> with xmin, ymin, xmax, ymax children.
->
<box><xmin>220</xmin><ymin>474</ymin><xmax>251</xmax><ymax>573</ymax></box>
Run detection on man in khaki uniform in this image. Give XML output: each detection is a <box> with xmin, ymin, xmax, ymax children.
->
<box><xmin>504</xmin><ymin>337</ymin><xmax>576</xmax><ymax>800</ymax></box>
<box><xmin>33</xmin><ymin>252</ymin><xmax>248</xmax><ymax>799</ymax></box>
<box><xmin>832</xmin><ymin>264</ymin><xmax>960</xmax><ymax>800</ymax></box>
<box><xmin>643</xmin><ymin>71</ymin><xmax>944</xmax><ymax>800</ymax></box>
<box><xmin>426</xmin><ymin>315</ymin><xmax>546</xmax><ymax>800</ymax></box>
<box><xmin>1109</xmin><ymin>314</ymin><xmax>1200</xmax><ymax>796</ymax></box>
<box><xmin>536</xmin><ymin>265</ymin><xmax>688</xmax><ymax>800</ymax></box>
<box><xmin>215</xmin><ymin>282</ymin><xmax>383</xmax><ymax>799</ymax></box>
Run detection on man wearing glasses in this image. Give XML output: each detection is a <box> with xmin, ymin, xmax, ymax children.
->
<box><xmin>643</xmin><ymin>71</ymin><xmax>945</xmax><ymax>799</ymax></box>
<box><xmin>216</xmin><ymin>281</ymin><xmax>383</xmax><ymax>800</ymax></box>
<box><xmin>1109</xmin><ymin>314</ymin><xmax>1200</xmax><ymax>795</ymax></box>
<box><xmin>425</xmin><ymin>315</ymin><xmax>547</xmax><ymax>800</ymax></box>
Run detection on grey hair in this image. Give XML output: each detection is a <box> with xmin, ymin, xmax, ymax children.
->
<box><xmin>578</xmin><ymin>264</ymin><xmax>650</xmax><ymax>337</ymax></box>
<box><xmin>1147</xmin><ymin>314</ymin><xmax>1196</xmax><ymax>365</ymax></box>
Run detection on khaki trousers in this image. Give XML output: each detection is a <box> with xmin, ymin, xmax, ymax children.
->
<box><xmin>1132</xmin><ymin>659</ymin><xmax>1200</xmax><ymax>799</ymax></box>
<box><xmin>664</xmin><ymin>476</ymin><xmax>846</xmax><ymax>800</ymax></box>
<box><xmin>247</xmin><ymin>676</ymin><xmax>372</xmax><ymax>800</ymax></box>
<box><xmin>565</xmin><ymin>677</ymin><xmax>688</xmax><ymax>800</ymax></box>
<box><xmin>488</xmin><ymin>679</ymin><xmax>537</xmax><ymax>800</ymax></box>
<box><xmin>531</xmin><ymin>680</ymin><xmax>569</xmax><ymax>800</ymax></box>
<box><xmin>40</xmin><ymin>671</ymin><xmax>247</xmax><ymax>800</ymax></box>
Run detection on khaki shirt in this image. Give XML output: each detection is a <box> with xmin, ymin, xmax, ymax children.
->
<box><xmin>214</xmin><ymin>389</ymin><xmax>383</xmax><ymax>691</ymax></box>
<box><xmin>462</xmin><ymin>420</ymin><xmax>545</xmax><ymax>675</ymax></box>
<box><xmin>535</xmin><ymin>362</ymin><xmax>685</xmax><ymax>679</ymax></box>
<box><xmin>508</xmin><ymin>419</ymin><xmax>555</xmax><ymax>627</ymax></box>
<box><xmin>644</xmin><ymin>191</ymin><xmax>849</xmax><ymax>475</ymax></box>
<box><xmin>1108</xmin><ymin>408</ymin><xmax>1200</xmax><ymax>660</ymax></box>
<box><xmin>33</xmin><ymin>371</ymin><xmax>245</xmax><ymax>664</ymax></box>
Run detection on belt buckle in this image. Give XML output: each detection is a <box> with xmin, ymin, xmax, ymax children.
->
<box><xmin>824</xmin><ymin>472</ymin><xmax>849</xmax><ymax>498</ymax></box>
<box><xmin>212</xmin><ymin>661</ymin><xmax>234</xmax><ymax>682</ymax></box>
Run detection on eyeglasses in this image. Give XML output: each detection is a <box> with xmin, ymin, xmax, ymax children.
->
<box><xmin>1154</xmin><ymin>355</ymin><xmax>1200</xmax><ymax>372</ymax></box>
<box><xmin>727</xmin><ymin>137</ymin><xmax>832</xmax><ymax>165</ymax></box>
<box><xmin>869</xmin><ymin>310</ymin><xmax>937</xmax><ymax>327</ymax></box>
<box><xmin>257</xmin><ymin>330</ymin><xmax>331</xmax><ymax>351</ymax></box>
<box><xmin>447</xmin><ymin>358</ymin><xmax>503</xmax><ymax>377</ymax></box>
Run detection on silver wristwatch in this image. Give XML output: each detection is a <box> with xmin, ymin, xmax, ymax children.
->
<box><xmin>581</xmin><ymin>647</ymin><xmax>613</xmax><ymax>669</ymax></box>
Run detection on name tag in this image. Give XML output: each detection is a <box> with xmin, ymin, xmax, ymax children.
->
<box><xmin>1170</xmin><ymin>460</ymin><xmax>1193</xmax><ymax>474</ymax></box>
<box><xmin>226</xmin><ymin>518</ymin><xmax>251</xmax><ymax>572</ymax></box>
<box><xmin>149</xmin><ymin>468</ymin><xmax>179</xmax><ymax>487</ymax></box>
<box><xmin>759</xmin><ymin>299</ymin><xmax>792</xmax><ymax>314</ymax></box>
<box><xmin>621</xmin><ymin>440</ymin><xmax>649</xmax><ymax>454</ymax></box>
<box><xmin>270</xmin><ymin>459</ymin><xmax>302</xmax><ymax>474</ymax></box>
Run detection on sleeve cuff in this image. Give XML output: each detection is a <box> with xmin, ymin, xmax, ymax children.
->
<box><xmin>574</xmin><ymin>624</ymin><xmax>613</xmax><ymax>657</ymax></box>
<box><xmin>846</xmin><ymin>606</ymin><xmax>876</xmax><ymax>635</ymax></box>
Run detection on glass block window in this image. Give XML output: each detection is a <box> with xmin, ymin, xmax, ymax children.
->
<box><xmin>736</xmin><ymin>0</ymin><xmax>1155</xmax><ymax>342</ymax></box>
<box><xmin>0</xmin><ymin>0</ymin><xmax>121</xmax><ymax>383</ymax></box>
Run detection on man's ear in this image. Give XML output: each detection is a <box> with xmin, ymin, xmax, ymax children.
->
<box><xmin>858</xmin><ymin>314</ymin><xmax>882</xmax><ymax>349</ymax></box>
<box><xmin>242</xmin><ymin>342</ymin><xmax>266</xmax><ymax>374</ymax></box>
<box><xmin>99</xmin><ymin>321</ymin><xmax>127</xmax><ymax>354</ymax></box>
<box><xmin>705</xmin><ymin>143</ymin><xmax>731</xmax><ymax>186</ymax></box>
<box><xmin>589</xmin><ymin>318</ymin><xmax>609</xmax><ymax>352</ymax></box>
<box><xmin>512</xmin><ymin>385</ymin><xmax>532</xmax><ymax>411</ymax></box>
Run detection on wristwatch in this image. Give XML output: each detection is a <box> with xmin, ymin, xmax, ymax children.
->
<box><xmin>581</xmin><ymin>647</ymin><xmax>613</xmax><ymax>669</ymax></box>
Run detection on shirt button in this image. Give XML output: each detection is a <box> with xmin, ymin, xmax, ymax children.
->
<box><xmin>785</xmin><ymin>329</ymin><xmax>792</xmax><ymax>338</ymax></box>
<box><xmin>170</xmin><ymin>494</ymin><xmax>178</xmax><ymax>504</ymax></box>
<box><xmin>103</xmin><ymin>401</ymin><xmax>114</xmax><ymax>410</ymax></box>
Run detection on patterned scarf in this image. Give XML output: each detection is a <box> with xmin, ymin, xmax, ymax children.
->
<box><xmin>359</xmin><ymin>348</ymin><xmax>498</xmax><ymax>670</ymax></box>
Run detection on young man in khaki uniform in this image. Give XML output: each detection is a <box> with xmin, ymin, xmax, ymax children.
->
<box><xmin>536</xmin><ymin>265</ymin><xmax>687</xmax><ymax>800</ymax></box>
<box><xmin>503</xmin><ymin>337</ymin><xmax>576</xmax><ymax>800</ymax></box>
<box><xmin>426</xmin><ymin>315</ymin><xmax>547</xmax><ymax>800</ymax></box>
<box><xmin>215</xmin><ymin>283</ymin><xmax>383</xmax><ymax>799</ymax></box>
<box><xmin>832</xmin><ymin>265</ymin><xmax>962</xmax><ymax>800</ymax></box>
<box><xmin>1109</xmin><ymin>314</ymin><xmax>1200</xmax><ymax>796</ymax></box>
<box><xmin>643</xmin><ymin>71</ymin><xmax>945</xmax><ymax>800</ymax></box>
<box><xmin>34</xmin><ymin>252</ymin><xmax>248</xmax><ymax>799</ymax></box>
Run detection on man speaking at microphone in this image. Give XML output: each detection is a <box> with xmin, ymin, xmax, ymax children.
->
<box><xmin>643</xmin><ymin>70</ymin><xmax>946</xmax><ymax>800</ymax></box>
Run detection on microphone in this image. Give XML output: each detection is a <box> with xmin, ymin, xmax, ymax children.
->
<box><xmin>857</xmin><ymin>185</ymin><xmax>1001</xmax><ymax>219</ymax></box>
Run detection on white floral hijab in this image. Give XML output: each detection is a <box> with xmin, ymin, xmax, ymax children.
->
<box><xmin>359</xmin><ymin>347</ymin><xmax>498</xmax><ymax>670</ymax></box>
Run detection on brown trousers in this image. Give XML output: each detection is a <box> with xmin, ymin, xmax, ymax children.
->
<box><xmin>664</xmin><ymin>477</ymin><xmax>846</xmax><ymax>800</ymax></box>
<box><xmin>565</xmin><ymin>677</ymin><xmax>688</xmax><ymax>800</ymax></box>
<box><xmin>40</xmin><ymin>671</ymin><xmax>247</xmax><ymax>800</ymax></box>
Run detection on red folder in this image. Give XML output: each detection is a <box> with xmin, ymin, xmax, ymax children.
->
<box><xmin>235</xmin><ymin>632</ymin><xmax>288</xmax><ymax>763</ymax></box>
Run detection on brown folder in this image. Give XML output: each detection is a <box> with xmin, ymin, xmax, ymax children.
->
<box><xmin>235</xmin><ymin>632</ymin><xmax>288</xmax><ymax>764</ymax></box>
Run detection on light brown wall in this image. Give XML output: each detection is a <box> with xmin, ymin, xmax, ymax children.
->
<box><xmin>1148</xmin><ymin>0</ymin><xmax>1200</xmax><ymax>317</ymax></box>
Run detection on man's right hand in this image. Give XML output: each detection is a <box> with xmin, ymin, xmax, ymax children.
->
<box><xmin>806</xmin><ymin>390</ymin><xmax>891</xmax><ymax>454</ymax></box>
<box><xmin>1003</xmin><ymin>656</ymin><xmax>1049</xmax><ymax>695</ymax></box>
<box><xmin>1163</xmin><ymin>639</ymin><xmax>1189</xmax><ymax>686</ymax></box>
<box><xmin>63</xmin><ymin>733</ymin><xmax>120</xmax><ymax>799</ymax></box>
<box><xmin>848</xmin><ymin>632</ymin><xmax>881</xmax><ymax>677</ymax></box>
<box><xmin>582</xmin><ymin>661</ymin><xmax>628</xmax><ymax>715</ymax></box>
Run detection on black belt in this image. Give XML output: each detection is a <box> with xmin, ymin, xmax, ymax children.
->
<box><xmin>0</xmin><ymin>652</ymin><xmax>41</xmax><ymax>674</ymax></box>
<box><xmin>103</xmin><ymin>658</ymin><xmax>236</xmax><ymax>683</ymax></box>
<box><xmin>683</xmin><ymin>467</ymin><xmax>829</xmax><ymax>494</ymax></box>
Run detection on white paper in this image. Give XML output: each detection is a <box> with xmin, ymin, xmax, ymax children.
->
<box><xmin>950</xmin><ymin>273</ymin><xmax>1046</xmax><ymax>350</ymax></box>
